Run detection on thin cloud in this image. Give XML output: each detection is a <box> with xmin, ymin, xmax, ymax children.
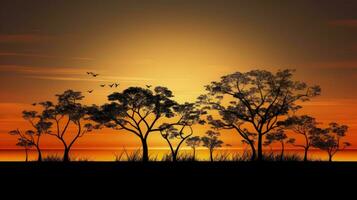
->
<box><xmin>0</xmin><ymin>65</ymin><xmax>90</xmax><ymax>75</ymax></box>
<box><xmin>0</xmin><ymin>52</ymin><xmax>93</xmax><ymax>61</ymax></box>
<box><xmin>328</xmin><ymin>19</ymin><xmax>357</xmax><ymax>27</ymax></box>
<box><xmin>302</xmin><ymin>60</ymin><xmax>357</xmax><ymax>69</ymax></box>
<box><xmin>0</xmin><ymin>34</ymin><xmax>53</xmax><ymax>43</ymax></box>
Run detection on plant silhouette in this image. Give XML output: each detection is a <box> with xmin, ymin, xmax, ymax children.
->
<box><xmin>201</xmin><ymin>130</ymin><xmax>224</xmax><ymax>162</ymax></box>
<box><xmin>9</xmin><ymin>111</ymin><xmax>52</xmax><ymax>162</ymax></box>
<box><xmin>199</xmin><ymin>69</ymin><xmax>321</xmax><ymax>161</ymax></box>
<box><xmin>38</xmin><ymin>90</ymin><xmax>94</xmax><ymax>162</ymax></box>
<box><xmin>89</xmin><ymin>86</ymin><xmax>179</xmax><ymax>162</ymax></box>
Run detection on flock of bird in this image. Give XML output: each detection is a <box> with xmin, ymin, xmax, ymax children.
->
<box><xmin>86</xmin><ymin>72</ymin><xmax>120</xmax><ymax>93</ymax></box>
<box><xmin>85</xmin><ymin>72</ymin><xmax>152</xmax><ymax>94</ymax></box>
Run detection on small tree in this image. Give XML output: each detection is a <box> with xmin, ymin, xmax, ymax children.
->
<box><xmin>40</xmin><ymin>90</ymin><xmax>94</xmax><ymax>162</ymax></box>
<box><xmin>201</xmin><ymin>130</ymin><xmax>224</xmax><ymax>162</ymax></box>
<box><xmin>311</xmin><ymin>123</ymin><xmax>350</xmax><ymax>162</ymax></box>
<box><xmin>281</xmin><ymin>115</ymin><xmax>318</xmax><ymax>161</ymax></box>
<box><xmin>186</xmin><ymin>136</ymin><xmax>201</xmax><ymax>160</ymax></box>
<box><xmin>9</xmin><ymin>111</ymin><xmax>52</xmax><ymax>162</ymax></box>
<box><xmin>263</xmin><ymin>129</ymin><xmax>289</xmax><ymax>161</ymax></box>
<box><xmin>200</xmin><ymin>69</ymin><xmax>321</xmax><ymax>161</ymax></box>
<box><xmin>15</xmin><ymin>137</ymin><xmax>34</xmax><ymax>162</ymax></box>
<box><xmin>159</xmin><ymin>102</ymin><xmax>205</xmax><ymax>162</ymax></box>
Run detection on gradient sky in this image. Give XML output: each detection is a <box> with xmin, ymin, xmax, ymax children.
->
<box><xmin>0</xmin><ymin>0</ymin><xmax>357</xmax><ymax>151</ymax></box>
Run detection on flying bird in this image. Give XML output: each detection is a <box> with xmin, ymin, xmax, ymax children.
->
<box><xmin>114</xmin><ymin>83</ymin><xmax>120</xmax><ymax>88</ymax></box>
<box><xmin>87</xmin><ymin>90</ymin><xmax>94</xmax><ymax>93</ymax></box>
<box><xmin>146</xmin><ymin>85</ymin><xmax>152</xmax><ymax>88</ymax></box>
<box><xmin>109</xmin><ymin>84</ymin><xmax>115</xmax><ymax>88</ymax></box>
<box><xmin>100</xmin><ymin>84</ymin><xmax>105</xmax><ymax>87</ymax></box>
<box><xmin>32</xmin><ymin>103</ymin><xmax>37</xmax><ymax>106</ymax></box>
<box><xmin>91</xmin><ymin>73</ymin><xmax>99</xmax><ymax>77</ymax></box>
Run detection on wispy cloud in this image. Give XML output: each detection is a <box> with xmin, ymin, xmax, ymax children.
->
<box><xmin>328</xmin><ymin>19</ymin><xmax>357</xmax><ymax>27</ymax></box>
<box><xmin>0</xmin><ymin>34</ymin><xmax>53</xmax><ymax>43</ymax></box>
<box><xmin>0</xmin><ymin>65</ymin><xmax>157</xmax><ymax>82</ymax></box>
<box><xmin>302</xmin><ymin>60</ymin><xmax>357</xmax><ymax>69</ymax></box>
<box><xmin>0</xmin><ymin>52</ymin><xmax>93</xmax><ymax>61</ymax></box>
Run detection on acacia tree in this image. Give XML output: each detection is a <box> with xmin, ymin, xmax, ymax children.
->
<box><xmin>200</xmin><ymin>69</ymin><xmax>321</xmax><ymax>161</ymax></box>
<box><xmin>311</xmin><ymin>123</ymin><xmax>350</xmax><ymax>162</ymax></box>
<box><xmin>89</xmin><ymin>86</ymin><xmax>178</xmax><ymax>162</ymax></box>
<box><xmin>40</xmin><ymin>90</ymin><xmax>94</xmax><ymax>162</ymax></box>
<box><xmin>263</xmin><ymin>129</ymin><xmax>289</xmax><ymax>161</ymax></box>
<box><xmin>201</xmin><ymin>130</ymin><xmax>224</xmax><ymax>162</ymax></box>
<box><xmin>15</xmin><ymin>137</ymin><xmax>34</xmax><ymax>162</ymax></box>
<box><xmin>282</xmin><ymin>115</ymin><xmax>318</xmax><ymax>161</ymax></box>
<box><xmin>186</xmin><ymin>136</ymin><xmax>201</xmax><ymax>160</ymax></box>
<box><xmin>159</xmin><ymin>103</ymin><xmax>205</xmax><ymax>162</ymax></box>
<box><xmin>9</xmin><ymin>111</ymin><xmax>52</xmax><ymax>162</ymax></box>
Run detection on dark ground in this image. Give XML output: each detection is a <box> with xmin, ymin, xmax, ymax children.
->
<box><xmin>0</xmin><ymin>162</ymin><xmax>356</xmax><ymax>197</ymax></box>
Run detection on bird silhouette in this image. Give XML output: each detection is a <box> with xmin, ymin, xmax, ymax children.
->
<box><xmin>114</xmin><ymin>83</ymin><xmax>120</xmax><ymax>88</ymax></box>
<box><xmin>92</xmin><ymin>73</ymin><xmax>99</xmax><ymax>77</ymax></box>
<box><xmin>100</xmin><ymin>84</ymin><xmax>105</xmax><ymax>87</ymax></box>
<box><xmin>86</xmin><ymin>72</ymin><xmax>91</xmax><ymax>75</ymax></box>
<box><xmin>146</xmin><ymin>85</ymin><xmax>152</xmax><ymax>88</ymax></box>
<box><xmin>87</xmin><ymin>90</ymin><xmax>94</xmax><ymax>93</ymax></box>
<box><xmin>32</xmin><ymin>103</ymin><xmax>37</xmax><ymax>106</ymax></box>
<box><xmin>109</xmin><ymin>84</ymin><xmax>115</xmax><ymax>88</ymax></box>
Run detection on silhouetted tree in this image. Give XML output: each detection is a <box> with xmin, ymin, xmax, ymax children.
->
<box><xmin>201</xmin><ymin>130</ymin><xmax>224</xmax><ymax>162</ymax></box>
<box><xmin>200</xmin><ymin>69</ymin><xmax>321</xmax><ymax>161</ymax></box>
<box><xmin>159</xmin><ymin>102</ymin><xmax>205</xmax><ymax>162</ymax></box>
<box><xmin>311</xmin><ymin>123</ymin><xmax>350</xmax><ymax>162</ymax></box>
<box><xmin>15</xmin><ymin>137</ymin><xmax>34</xmax><ymax>162</ymax></box>
<box><xmin>263</xmin><ymin>129</ymin><xmax>289</xmax><ymax>161</ymax></box>
<box><xmin>281</xmin><ymin>115</ymin><xmax>318</xmax><ymax>161</ymax></box>
<box><xmin>89</xmin><ymin>86</ymin><xmax>178</xmax><ymax>162</ymax></box>
<box><xmin>9</xmin><ymin>111</ymin><xmax>52</xmax><ymax>162</ymax></box>
<box><xmin>186</xmin><ymin>136</ymin><xmax>201</xmax><ymax>160</ymax></box>
<box><xmin>40</xmin><ymin>90</ymin><xmax>94</xmax><ymax>162</ymax></box>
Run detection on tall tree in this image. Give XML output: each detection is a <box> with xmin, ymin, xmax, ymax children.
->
<box><xmin>200</xmin><ymin>69</ymin><xmax>321</xmax><ymax>161</ymax></box>
<box><xmin>40</xmin><ymin>90</ymin><xmax>94</xmax><ymax>162</ymax></box>
<box><xmin>89</xmin><ymin>86</ymin><xmax>178</xmax><ymax>162</ymax></box>
<box><xmin>9</xmin><ymin>111</ymin><xmax>52</xmax><ymax>162</ymax></box>
<box><xmin>263</xmin><ymin>129</ymin><xmax>289</xmax><ymax>161</ymax></box>
<box><xmin>186</xmin><ymin>136</ymin><xmax>201</xmax><ymax>160</ymax></box>
<box><xmin>281</xmin><ymin>115</ymin><xmax>318</xmax><ymax>161</ymax></box>
<box><xmin>311</xmin><ymin>123</ymin><xmax>350</xmax><ymax>162</ymax></box>
<box><xmin>159</xmin><ymin>102</ymin><xmax>205</xmax><ymax>162</ymax></box>
<box><xmin>201</xmin><ymin>130</ymin><xmax>224</xmax><ymax>162</ymax></box>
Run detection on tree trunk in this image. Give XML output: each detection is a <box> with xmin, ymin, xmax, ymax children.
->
<box><xmin>303</xmin><ymin>147</ymin><xmax>309</xmax><ymax>162</ymax></box>
<box><xmin>25</xmin><ymin>148</ymin><xmax>28</xmax><ymax>162</ymax></box>
<box><xmin>36</xmin><ymin>146</ymin><xmax>42</xmax><ymax>162</ymax></box>
<box><xmin>248</xmin><ymin>141</ymin><xmax>256</xmax><ymax>161</ymax></box>
<box><xmin>141</xmin><ymin>138</ymin><xmax>149</xmax><ymax>162</ymax></box>
<box><xmin>280</xmin><ymin>142</ymin><xmax>284</xmax><ymax>161</ymax></box>
<box><xmin>63</xmin><ymin>148</ymin><xmax>70</xmax><ymax>162</ymax></box>
<box><xmin>328</xmin><ymin>153</ymin><xmax>333</xmax><ymax>162</ymax></box>
<box><xmin>210</xmin><ymin>149</ymin><xmax>214</xmax><ymax>162</ymax></box>
<box><xmin>192</xmin><ymin>147</ymin><xmax>196</xmax><ymax>161</ymax></box>
<box><xmin>257</xmin><ymin>133</ymin><xmax>263</xmax><ymax>161</ymax></box>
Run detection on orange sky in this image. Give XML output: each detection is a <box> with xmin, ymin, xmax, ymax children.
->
<box><xmin>0</xmin><ymin>1</ymin><xmax>357</xmax><ymax>155</ymax></box>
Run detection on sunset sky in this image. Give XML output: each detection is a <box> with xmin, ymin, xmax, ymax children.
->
<box><xmin>0</xmin><ymin>1</ymin><xmax>357</xmax><ymax>158</ymax></box>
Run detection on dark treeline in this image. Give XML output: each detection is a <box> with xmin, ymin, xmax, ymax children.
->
<box><xmin>9</xmin><ymin>69</ymin><xmax>351</xmax><ymax>162</ymax></box>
